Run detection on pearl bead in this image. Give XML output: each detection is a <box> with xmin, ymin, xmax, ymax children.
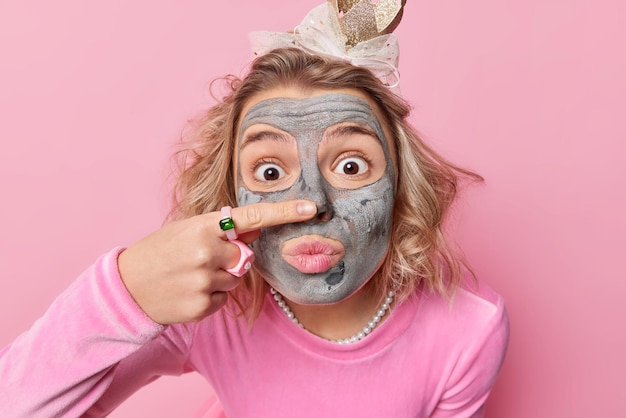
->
<box><xmin>270</xmin><ymin>288</ymin><xmax>395</xmax><ymax>344</ymax></box>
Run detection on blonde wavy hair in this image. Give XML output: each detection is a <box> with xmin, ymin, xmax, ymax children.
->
<box><xmin>169</xmin><ymin>48</ymin><xmax>481</xmax><ymax>320</ymax></box>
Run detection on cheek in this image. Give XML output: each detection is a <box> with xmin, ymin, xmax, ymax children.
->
<box><xmin>347</xmin><ymin>198</ymin><xmax>390</xmax><ymax>241</ymax></box>
<box><xmin>237</xmin><ymin>187</ymin><xmax>263</xmax><ymax>206</ymax></box>
<box><xmin>335</xmin><ymin>181</ymin><xmax>394</xmax><ymax>243</ymax></box>
<box><xmin>238</xmin><ymin>177</ymin><xmax>310</xmax><ymax>207</ymax></box>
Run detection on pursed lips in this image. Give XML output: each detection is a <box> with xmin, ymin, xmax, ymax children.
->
<box><xmin>281</xmin><ymin>235</ymin><xmax>345</xmax><ymax>274</ymax></box>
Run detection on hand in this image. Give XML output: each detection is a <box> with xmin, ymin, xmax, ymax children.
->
<box><xmin>117</xmin><ymin>200</ymin><xmax>317</xmax><ymax>324</ymax></box>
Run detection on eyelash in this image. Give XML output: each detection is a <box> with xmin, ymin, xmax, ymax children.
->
<box><xmin>332</xmin><ymin>151</ymin><xmax>372</xmax><ymax>176</ymax></box>
<box><xmin>246</xmin><ymin>149</ymin><xmax>374</xmax><ymax>189</ymax></box>
<box><xmin>250</xmin><ymin>158</ymin><xmax>285</xmax><ymax>183</ymax></box>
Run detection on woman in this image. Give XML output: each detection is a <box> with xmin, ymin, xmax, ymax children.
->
<box><xmin>0</xmin><ymin>3</ymin><xmax>508</xmax><ymax>417</ymax></box>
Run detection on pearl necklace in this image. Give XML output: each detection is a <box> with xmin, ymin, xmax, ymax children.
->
<box><xmin>270</xmin><ymin>287</ymin><xmax>395</xmax><ymax>345</ymax></box>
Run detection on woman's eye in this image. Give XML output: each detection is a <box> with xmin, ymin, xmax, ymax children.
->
<box><xmin>333</xmin><ymin>157</ymin><xmax>368</xmax><ymax>176</ymax></box>
<box><xmin>254</xmin><ymin>163</ymin><xmax>286</xmax><ymax>181</ymax></box>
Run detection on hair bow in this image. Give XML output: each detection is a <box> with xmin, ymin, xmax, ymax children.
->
<box><xmin>249</xmin><ymin>0</ymin><xmax>406</xmax><ymax>89</ymax></box>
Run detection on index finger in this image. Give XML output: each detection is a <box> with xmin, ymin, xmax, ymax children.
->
<box><xmin>230</xmin><ymin>200</ymin><xmax>317</xmax><ymax>233</ymax></box>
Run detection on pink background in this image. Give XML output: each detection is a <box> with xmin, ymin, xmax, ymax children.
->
<box><xmin>1</xmin><ymin>1</ymin><xmax>624</xmax><ymax>416</ymax></box>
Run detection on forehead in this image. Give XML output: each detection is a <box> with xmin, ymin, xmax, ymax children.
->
<box><xmin>238</xmin><ymin>87</ymin><xmax>392</xmax><ymax>136</ymax></box>
<box><xmin>239</xmin><ymin>93</ymin><xmax>382</xmax><ymax>134</ymax></box>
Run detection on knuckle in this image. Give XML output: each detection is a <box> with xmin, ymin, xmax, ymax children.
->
<box><xmin>194</xmin><ymin>292</ymin><xmax>227</xmax><ymax>320</ymax></box>
<box><xmin>211</xmin><ymin>291</ymin><xmax>229</xmax><ymax>307</ymax></box>
<box><xmin>189</xmin><ymin>303</ymin><xmax>212</xmax><ymax>322</ymax></box>
<box><xmin>245</xmin><ymin>205</ymin><xmax>263</xmax><ymax>228</ymax></box>
<box><xmin>188</xmin><ymin>291</ymin><xmax>222</xmax><ymax>321</ymax></box>
<box><xmin>277</xmin><ymin>203</ymin><xmax>292</xmax><ymax>219</ymax></box>
<box><xmin>190</xmin><ymin>247</ymin><xmax>212</xmax><ymax>267</ymax></box>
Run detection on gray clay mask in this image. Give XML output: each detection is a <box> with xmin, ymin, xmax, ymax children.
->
<box><xmin>237</xmin><ymin>93</ymin><xmax>395</xmax><ymax>304</ymax></box>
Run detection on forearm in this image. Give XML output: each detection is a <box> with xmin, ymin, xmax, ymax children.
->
<box><xmin>0</xmin><ymin>248</ymin><xmax>170</xmax><ymax>417</ymax></box>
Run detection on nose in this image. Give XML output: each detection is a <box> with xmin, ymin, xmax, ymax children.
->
<box><xmin>299</xmin><ymin>177</ymin><xmax>333</xmax><ymax>223</ymax></box>
<box><xmin>314</xmin><ymin>197</ymin><xmax>333</xmax><ymax>223</ymax></box>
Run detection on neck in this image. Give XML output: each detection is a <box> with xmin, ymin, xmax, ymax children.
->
<box><xmin>276</xmin><ymin>281</ymin><xmax>393</xmax><ymax>343</ymax></box>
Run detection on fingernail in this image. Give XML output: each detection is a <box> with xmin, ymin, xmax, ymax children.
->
<box><xmin>297</xmin><ymin>201</ymin><xmax>317</xmax><ymax>216</ymax></box>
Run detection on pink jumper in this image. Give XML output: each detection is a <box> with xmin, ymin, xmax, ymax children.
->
<box><xmin>0</xmin><ymin>248</ymin><xmax>509</xmax><ymax>417</ymax></box>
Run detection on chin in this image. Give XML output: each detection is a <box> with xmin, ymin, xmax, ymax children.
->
<box><xmin>270</xmin><ymin>276</ymin><xmax>364</xmax><ymax>306</ymax></box>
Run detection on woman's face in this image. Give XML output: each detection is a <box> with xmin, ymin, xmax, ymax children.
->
<box><xmin>235</xmin><ymin>87</ymin><xmax>396</xmax><ymax>304</ymax></box>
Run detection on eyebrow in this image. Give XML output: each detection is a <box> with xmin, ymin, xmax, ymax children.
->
<box><xmin>323</xmin><ymin>124</ymin><xmax>380</xmax><ymax>143</ymax></box>
<box><xmin>240</xmin><ymin>129</ymin><xmax>293</xmax><ymax>150</ymax></box>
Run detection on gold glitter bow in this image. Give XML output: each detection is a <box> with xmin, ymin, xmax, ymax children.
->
<box><xmin>250</xmin><ymin>0</ymin><xmax>407</xmax><ymax>88</ymax></box>
<box><xmin>333</xmin><ymin>0</ymin><xmax>407</xmax><ymax>48</ymax></box>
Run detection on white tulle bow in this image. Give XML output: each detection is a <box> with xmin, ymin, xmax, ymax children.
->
<box><xmin>249</xmin><ymin>2</ymin><xmax>400</xmax><ymax>88</ymax></box>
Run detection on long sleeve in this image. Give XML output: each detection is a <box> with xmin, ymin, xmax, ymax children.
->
<box><xmin>430</xmin><ymin>291</ymin><xmax>510</xmax><ymax>418</ymax></box>
<box><xmin>0</xmin><ymin>248</ymin><xmax>193</xmax><ymax>417</ymax></box>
